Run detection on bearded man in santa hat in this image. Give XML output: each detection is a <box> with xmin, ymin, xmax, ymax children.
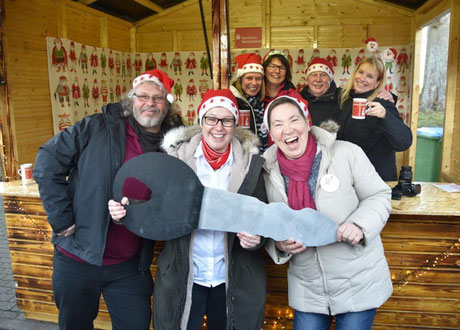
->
<box><xmin>33</xmin><ymin>69</ymin><xmax>182</xmax><ymax>330</ymax></box>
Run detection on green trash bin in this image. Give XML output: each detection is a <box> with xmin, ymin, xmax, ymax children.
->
<box><xmin>414</xmin><ymin>127</ymin><xmax>443</xmax><ymax>182</ymax></box>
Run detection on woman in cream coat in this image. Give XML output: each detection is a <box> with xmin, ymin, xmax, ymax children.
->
<box><xmin>262</xmin><ymin>95</ymin><xmax>393</xmax><ymax>329</ymax></box>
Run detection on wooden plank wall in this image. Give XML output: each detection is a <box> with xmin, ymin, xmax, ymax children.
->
<box><xmin>137</xmin><ymin>0</ymin><xmax>413</xmax><ymax>50</ymax></box>
<box><xmin>137</xmin><ymin>0</ymin><xmax>413</xmax><ymax>172</ymax></box>
<box><xmin>0</xmin><ymin>0</ymin><xmax>133</xmax><ymax>178</ymax></box>
<box><xmin>1</xmin><ymin>0</ymin><xmax>459</xmax><ymax>181</ymax></box>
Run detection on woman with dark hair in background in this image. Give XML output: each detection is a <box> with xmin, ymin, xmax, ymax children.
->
<box><xmin>262</xmin><ymin>50</ymin><xmax>297</xmax><ymax>102</ymax></box>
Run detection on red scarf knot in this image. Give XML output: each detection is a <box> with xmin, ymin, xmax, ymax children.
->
<box><xmin>201</xmin><ymin>137</ymin><xmax>231</xmax><ymax>170</ymax></box>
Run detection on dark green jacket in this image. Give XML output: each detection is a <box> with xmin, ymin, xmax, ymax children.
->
<box><xmin>154</xmin><ymin>126</ymin><xmax>268</xmax><ymax>329</ymax></box>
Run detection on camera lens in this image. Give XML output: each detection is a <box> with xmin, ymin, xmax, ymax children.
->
<box><xmin>399</xmin><ymin>166</ymin><xmax>413</xmax><ymax>182</ymax></box>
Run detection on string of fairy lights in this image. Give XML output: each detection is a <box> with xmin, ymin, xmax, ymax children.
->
<box><xmin>9</xmin><ymin>200</ymin><xmax>51</xmax><ymax>241</ymax></box>
<box><xmin>7</xmin><ymin>200</ymin><xmax>459</xmax><ymax>329</ymax></box>
<box><xmin>392</xmin><ymin>238</ymin><xmax>460</xmax><ymax>289</ymax></box>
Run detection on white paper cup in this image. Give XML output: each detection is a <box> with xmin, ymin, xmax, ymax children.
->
<box><xmin>18</xmin><ymin>163</ymin><xmax>33</xmax><ymax>185</ymax></box>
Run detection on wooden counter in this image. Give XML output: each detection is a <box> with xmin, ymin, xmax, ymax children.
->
<box><xmin>1</xmin><ymin>181</ymin><xmax>459</xmax><ymax>329</ymax></box>
<box><xmin>0</xmin><ymin>181</ymin><xmax>112</xmax><ymax>328</ymax></box>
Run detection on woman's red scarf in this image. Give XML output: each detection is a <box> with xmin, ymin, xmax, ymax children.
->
<box><xmin>201</xmin><ymin>138</ymin><xmax>231</xmax><ymax>170</ymax></box>
<box><xmin>277</xmin><ymin>133</ymin><xmax>317</xmax><ymax>210</ymax></box>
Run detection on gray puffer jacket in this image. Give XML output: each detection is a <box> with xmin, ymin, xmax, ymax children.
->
<box><xmin>263</xmin><ymin>122</ymin><xmax>393</xmax><ymax>315</ymax></box>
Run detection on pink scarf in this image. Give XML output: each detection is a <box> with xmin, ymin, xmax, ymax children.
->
<box><xmin>277</xmin><ymin>133</ymin><xmax>317</xmax><ymax>210</ymax></box>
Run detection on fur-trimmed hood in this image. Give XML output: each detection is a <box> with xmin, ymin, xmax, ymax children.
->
<box><xmin>318</xmin><ymin>120</ymin><xmax>339</xmax><ymax>134</ymax></box>
<box><xmin>162</xmin><ymin>125</ymin><xmax>260</xmax><ymax>155</ymax></box>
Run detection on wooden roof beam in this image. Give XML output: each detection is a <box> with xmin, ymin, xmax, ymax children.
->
<box><xmin>415</xmin><ymin>0</ymin><xmax>445</xmax><ymax>15</ymax></box>
<box><xmin>357</xmin><ymin>0</ymin><xmax>414</xmax><ymax>17</ymax></box>
<box><xmin>77</xmin><ymin>0</ymin><xmax>97</xmax><ymax>5</ymax></box>
<box><xmin>134</xmin><ymin>0</ymin><xmax>164</xmax><ymax>13</ymax></box>
<box><xmin>136</xmin><ymin>0</ymin><xmax>199</xmax><ymax>27</ymax></box>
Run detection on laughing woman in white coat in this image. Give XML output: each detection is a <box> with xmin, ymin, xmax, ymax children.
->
<box><xmin>262</xmin><ymin>95</ymin><xmax>393</xmax><ymax>330</ymax></box>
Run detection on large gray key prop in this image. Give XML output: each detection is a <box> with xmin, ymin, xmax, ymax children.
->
<box><xmin>113</xmin><ymin>152</ymin><xmax>338</xmax><ymax>246</ymax></box>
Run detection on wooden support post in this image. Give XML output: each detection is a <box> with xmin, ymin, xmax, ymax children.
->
<box><xmin>211</xmin><ymin>0</ymin><xmax>229</xmax><ymax>89</ymax></box>
<box><xmin>130</xmin><ymin>27</ymin><xmax>137</xmax><ymax>52</ymax></box>
<box><xmin>313</xmin><ymin>25</ymin><xmax>318</xmax><ymax>48</ymax></box>
<box><xmin>263</xmin><ymin>0</ymin><xmax>270</xmax><ymax>49</ymax></box>
<box><xmin>56</xmin><ymin>0</ymin><xmax>67</xmax><ymax>39</ymax></box>
<box><xmin>440</xmin><ymin>0</ymin><xmax>459</xmax><ymax>181</ymax></box>
<box><xmin>100</xmin><ymin>17</ymin><xmax>108</xmax><ymax>48</ymax></box>
<box><xmin>0</xmin><ymin>0</ymin><xmax>15</xmax><ymax>181</ymax></box>
<box><xmin>407</xmin><ymin>28</ymin><xmax>422</xmax><ymax>169</ymax></box>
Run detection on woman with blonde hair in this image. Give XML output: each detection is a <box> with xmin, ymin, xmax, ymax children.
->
<box><xmin>337</xmin><ymin>56</ymin><xmax>412</xmax><ymax>180</ymax></box>
<box><xmin>231</xmin><ymin>53</ymin><xmax>268</xmax><ymax>151</ymax></box>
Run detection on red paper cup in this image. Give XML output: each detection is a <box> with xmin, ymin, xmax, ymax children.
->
<box><xmin>352</xmin><ymin>98</ymin><xmax>368</xmax><ymax>119</ymax></box>
<box><xmin>238</xmin><ymin>110</ymin><xmax>251</xmax><ymax>129</ymax></box>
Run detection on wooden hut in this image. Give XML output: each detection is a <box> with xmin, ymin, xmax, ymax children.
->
<box><xmin>0</xmin><ymin>0</ymin><xmax>458</xmax><ymax>328</ymax></box>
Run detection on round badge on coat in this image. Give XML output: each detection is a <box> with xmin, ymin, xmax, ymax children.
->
<box><xmin>320</xmin><ymin>174</ymin><xmax>340</xmax><ymax>192</ymax></box>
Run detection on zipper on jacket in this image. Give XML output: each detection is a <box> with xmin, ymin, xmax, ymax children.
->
<box><xmin>315</xmin><ymin>248</ymin><xmax>333</xmax><ymax>314</ymax></box>
<box><xmin>100</xmin><ymin>108</ymin><xmax>112</xmax><ymax>258</ymax></box>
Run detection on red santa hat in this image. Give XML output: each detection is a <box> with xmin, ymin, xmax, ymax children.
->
<box><xmin>235</xmin><ymin>53</ymin><xmax>264</xmax><ymax>78</ymax></box>
<box><xmin>59</xmin><ymin>76</ymin><xmax>67</xmax><ymax>81</ymax></box>
<box><xmin>197</xmin><ymin>89</ymin><xmax>239</xmax><ymax>124</ymax></box>
<box><xmin>263</xmin><ymin>95</ymin><xmax>311</xmax><ymax>131</ymax></box>
<box><xmin>132</xmin><ymin>69</ymin><xmax>175</xmax><ymax>103</ymax></box>
<box><xmin>305</xmin><ymin>58</ymin><xmax>334</xmax><ymax>80</ymax></box>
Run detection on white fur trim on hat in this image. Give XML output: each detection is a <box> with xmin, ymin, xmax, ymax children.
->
<box><xmin>306</xmin><ymin>63</ymin><xmax>333</xmax><ymax>80</ymax></box>
<box><xmin>263</xmin><ymin>95</ymin><xmax>310</xmax><ymax>132</ymax></box>
<box><xmin>237</xmin><ymin>63</ymin><xmax>264</xmax><ymax>78</ymax></box>
<box><xmin>133</xmin><ymin>74</ymin><xmax>161</xmax><ymax>89</ymax></box>
<box><xmin>198</xmin><ymin>96</ymin><xmax>239</xmax><ymax>124</ymax></box>
<box><xmin>132</xmin><ymin>73</ymin><xmax>174</xmax><ymax>103</ymax></box>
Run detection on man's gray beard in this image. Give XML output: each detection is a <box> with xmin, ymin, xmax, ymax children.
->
<box><xmin>133</xmin><ymin>105</ymin><xmax>166</xmax><ymax>129</ymax></box>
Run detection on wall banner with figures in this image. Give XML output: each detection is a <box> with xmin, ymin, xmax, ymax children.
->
<box><xmin>46</xmin><ymin>37</ymin><xmax>412</xmax><ymax>134</ymax></box>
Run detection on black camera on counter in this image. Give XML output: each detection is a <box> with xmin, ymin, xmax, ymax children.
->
<box><xmin>391</xmin><ymin>166</ymin><xmax>421</xmax><ymax>200</ymax></box>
